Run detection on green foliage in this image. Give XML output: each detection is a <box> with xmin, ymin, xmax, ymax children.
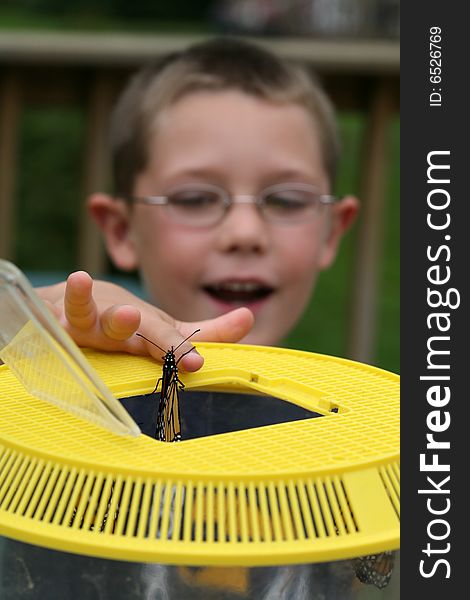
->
<box><xmin>0</xmin><ymin>1</ymin><xmax>215</xmax><ymax>32</ymax></box>
<box><xmin>285</xmin><ymin>115</ymin><xmax>399</xmax><ymax>373</ymax></box>
<box><xmin>376</xmin><ymin>118</ymin><xmax>399</xmax><ymax>372</ymax></box>
<box><xmin>16</xmin><ymin>108</ymin><xmax>84</xmax><ymax>270</ymax></box>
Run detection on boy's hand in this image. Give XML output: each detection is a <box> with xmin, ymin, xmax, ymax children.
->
<box><xmin>36</xmin><ymin>271</ymin><xmax>254</xmax><ymax>372</ymax></box>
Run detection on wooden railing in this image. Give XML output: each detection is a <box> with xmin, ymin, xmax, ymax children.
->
<box><xmin>0</xmin><ymin>31</ymin><xmax>399</xmax><ymax>363</ymax></box>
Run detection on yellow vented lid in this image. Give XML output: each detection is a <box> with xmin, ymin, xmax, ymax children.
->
<box><xmin>0</xmin><ymin>343</ymin><xmax>399</xmax><ymax>566</ymax></box>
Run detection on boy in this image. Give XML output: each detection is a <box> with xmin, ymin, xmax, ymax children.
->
<box><xmin>38</xmin><ymin>37</ymin><xmax>358</xmax><ymax>368</ymax></box>
<box><xmin>23</xmin><ymin>39</ymin><xmax>395</xmax><ymax>598</ymax></box>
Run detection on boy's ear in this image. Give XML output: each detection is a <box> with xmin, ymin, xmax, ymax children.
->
<box><xmin>87</xmin><ymin>193</ymin><xmax>138</xmax><ymax>271</ymax></box>
<box><xmin>318</xmin><ymin>195</ymin><xmax>359</xmax><ymax>270</ymax></box>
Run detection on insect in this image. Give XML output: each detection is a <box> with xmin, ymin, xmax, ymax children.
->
<box><xmin>136</xmin><ymin>330</ymin><xmax>200</xmax><ymax>442</ymax></box>
<box><xmin>354</xmin><ymin>550</ymin><xmax>395</xmax><ymax>589</ymax></box>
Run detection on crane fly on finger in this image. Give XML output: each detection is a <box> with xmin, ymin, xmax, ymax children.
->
<box><xmin>136</xmin><ymin>329</ymin><xmax>200</xmax><ymax>442</ymax></box>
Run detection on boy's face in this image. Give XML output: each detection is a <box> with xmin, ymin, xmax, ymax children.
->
<box><xmin>94</xmin><ymin>91</ymin><xmax>357</xmax><ymax>346</ymax></box>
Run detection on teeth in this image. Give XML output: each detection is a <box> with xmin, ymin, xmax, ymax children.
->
<box><xmin>213</xmin><ymin>281</ymin><xmax>264</xmax><ymax>292</ymax></box>
<box><xmin>204</xmin><ymin>281</ymin><xmax>274</xmax><ymax>303</ymax></box>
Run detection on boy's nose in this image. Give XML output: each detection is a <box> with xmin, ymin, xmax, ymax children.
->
<box><xmin>216</xmin><ymin>202</ymin><xmax>269</xmax><ymax>255</ymax></box>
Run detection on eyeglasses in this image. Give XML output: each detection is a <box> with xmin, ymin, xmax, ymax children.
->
<box><xmin>130</xmin><ymin>182</ymin><xmax>339</xmax><ymax>227</ymax></box>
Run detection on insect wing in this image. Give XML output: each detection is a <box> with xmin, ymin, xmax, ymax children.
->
<box><xmin>156</xmin><ymin>365</ymin><xmax>182</xmax><ymax>443</ymax></box>
<box><xmin>138</xmin><ymin>330</ymin><xmax>200</xmax><ymax>442</ymax></box>
<box><xmin>354</xmin><ymin>551</ymin><xmax>395</xmax><ymax>589</ymax></box>
<box><xmin>164</xmin><ymin>377</ymin><xmax>182</xmax><ymax>442</ymax></box>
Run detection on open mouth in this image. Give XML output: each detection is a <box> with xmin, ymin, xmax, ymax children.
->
<box><xmin>203</xmin><ymin>281</ymin><xmax>274</xmax><ymax>304</ymax></box>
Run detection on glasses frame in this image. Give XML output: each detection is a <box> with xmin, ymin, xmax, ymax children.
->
<box><xmin>129</xmin><ymin>182</ymin><xmax>340</xmax><ymax>227</ymax></box>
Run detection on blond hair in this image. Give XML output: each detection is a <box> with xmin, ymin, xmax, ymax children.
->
<box><xmin>110</xmin><ymin>37</ymin><xmax>340</xmax><ymax>198</ymax></box>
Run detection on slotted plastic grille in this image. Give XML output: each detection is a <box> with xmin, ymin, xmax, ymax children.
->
<box><xmin>0</xmin><ymin>343</ymin><xmax>399</xmax><ymax>565</ymax></box>
<box><xmin>378</xmin><ymin>461</ymin><xmax>400</xmax><ymax>519</ymax></box>
<box><xmin>1</xmin><ymin>454</ymin><xmax>360</xmax><ymax>545</ymax></box>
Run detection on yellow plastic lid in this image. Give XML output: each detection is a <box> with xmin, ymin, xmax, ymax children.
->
<box><xmin>0</xmin><ymin>342</ymin><xmax>399</xmax><ymax>566</ymax></box>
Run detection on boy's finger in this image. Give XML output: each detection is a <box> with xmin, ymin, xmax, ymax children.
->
<box><xmin>181</xmin><ymin>307</ymin><xmax>254</xmax><ymax>344</ymax></box>
<box><xmin>178</xmin><ymin>350</ymin><xmax>204</xmax><ymax>372</ymax></box>
<box><xmin>135</xmin><ymin>323</ymin><xmax>204</xmax><ymax>373</ymax></box>
<box><xmin>64</xmin><ymin>271</ymin><xmax>98</xmax><ymax>329</ymax></box>
<box><xmin>176</xmin><ymin>307</ymin><xmax>254</xmax><ymax>371</ymax></box>
<box><xmin>134</xmin><ymin>307</ymin><xmax>253</xmax><ymax>373</ymax></box>
<box><xmin>42</xmin><ymin>299</ymin><xmax>62</xmax><ymax>320</ymax></box>
<box><xmin>100</xmin><ymin>305</ymin><xmax>141</xmax><ymax>341</ymax></box>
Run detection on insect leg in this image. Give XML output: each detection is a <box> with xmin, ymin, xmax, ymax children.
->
<box><xmin>152</xmin><ymin>376</ymin><xmax>163</xmax><ymax>394</ymax></box>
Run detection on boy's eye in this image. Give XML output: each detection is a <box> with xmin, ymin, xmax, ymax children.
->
<box><xmin>264</xmin><ymin>191</ymin><xmax>313</xmax><ymax>213</ymax></box>
<box><xmin>169</xmin><ymin>190</ymin><xmax>220</xmax><ymax>210</ymax></box>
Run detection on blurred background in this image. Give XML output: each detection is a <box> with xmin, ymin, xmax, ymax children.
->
<box><xmin>0</xmin><ymin>0</ymin><xmax>399</xmax><ymax>373</ymax></box>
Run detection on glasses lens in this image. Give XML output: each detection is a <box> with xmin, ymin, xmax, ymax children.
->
<box><xmin>166</xmin><ymin>187</ymin><xmax>224</xmax><ymax>226</ymax></box>
<box><xmin>262</xmin><ymin>187</ymin><xmax>319</xmax><ymax>223</ymax></box>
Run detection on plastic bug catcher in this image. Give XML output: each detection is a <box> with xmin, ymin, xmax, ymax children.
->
<box><xmin>0</xmin><ymin>261</ymin><xmax>399</xmax><ymax>599</ymax></box>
